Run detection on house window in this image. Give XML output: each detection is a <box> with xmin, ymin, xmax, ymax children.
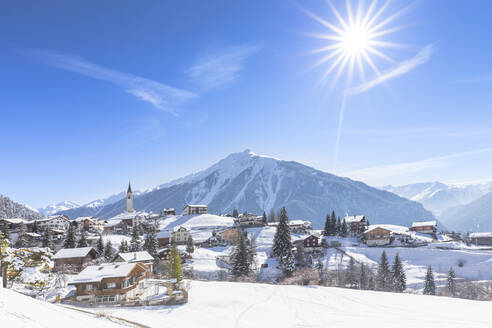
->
<box><xmin>84</xmin><ymin>284</ymin><xmax>93</xmax><ymax>291</ymax></box>
<box><xmin>104</xmin><ymin>282</ymin><xmax>117</xmax><ymax>289</ymax></box>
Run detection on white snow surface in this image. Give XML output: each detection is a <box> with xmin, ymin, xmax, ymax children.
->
<box><xmin>93</xmin><ymin>280</ymin><xmax>492</xmax><ymax>328</ymax></box>
<box><xmin>0</xmin><ymin>288</ymin><xmax>123</xmax><ymax>327</ymax></box>
<box><xmin>157</xmin><ymin>214</ymin><xmax>235</xmax><ymax>231</ymax></box>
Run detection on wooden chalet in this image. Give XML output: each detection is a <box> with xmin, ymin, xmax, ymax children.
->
<box><xmin>183</xmin><ymin>204</ymin><xmax>208</xmax><ymax>215</ymax></box>
<box><xmin>363</xmin><ymin>226</ymin><xmax>392</xmax><ymax>246</ymax></box>
<box><xmin>468</xmin><ymin>232</ymin><xmax>492</xmax><ymax>246</ymax></box>
<box><xmin>53</xmin><ymin>247</ymin><xmax>98</xmax><ymax>271</ymax></box>
<box><xmin>114</xmin><ymin>251</ymin><xmax>155</xmax><ymax>276</ymax></box>
<box><xmin>343</xmin><ymin>215</ymin><xmax>367</xmax><ymax>235</ymax></box>
<box><xmin>303</xmin><ymin>234</ymin><xmax>320</xmax><ymax>248</ymax></box>
<box><xmin>68</xmin><ymin>262</ymin><xmax>147</xmax><ymax>303</ymax></box>
<box><xmin>409</xmin><ymin>221</ymin><xmax>437</xmax><ymax>234</ymax></box>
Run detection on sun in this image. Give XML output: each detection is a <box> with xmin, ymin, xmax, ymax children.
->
<box><xmin>304</xmin><ymin>0</ymin><xmax>408</xmax><ymax>86</ymax></box>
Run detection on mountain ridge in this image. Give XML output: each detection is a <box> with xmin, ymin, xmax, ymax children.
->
<box><xmin>56</xmin><ymin>150</ymin><xmax>435</xmax><ymax>229</ymax></box>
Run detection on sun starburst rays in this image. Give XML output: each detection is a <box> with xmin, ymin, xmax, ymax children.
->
<box><xmin>306</xmin><ymin>0</ymin><xmax>407</xmax><ymax>87</ymax></box>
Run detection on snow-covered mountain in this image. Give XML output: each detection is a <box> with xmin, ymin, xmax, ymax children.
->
<box><xmin>37</xmin><ymin>201</ymin><xmax>80</xmax><ymax>216</ymax></box>
<box><xmin>440</xmin><ymin>191</ymin><xmax>492</xmax><ymax>232</ymax></box>
<box><xmin>0</xmin><ymin>194</ymin><xmax>45</xmax><ymax>221</ymax></box>
<box><xmin>58</xmin><ymin>150</ymin><xmax>434</xmax><ymax>228</ymax></box>
<box><xmin>381</xmin><ymin>182</ymin><xmax>492</xmax><ymax>217</ymax></box>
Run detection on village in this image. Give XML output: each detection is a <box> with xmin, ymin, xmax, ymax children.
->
<box><xmin>1</xmin><ymin>182</ymin><xmax>491</xmax><ymax>307</ymax></box>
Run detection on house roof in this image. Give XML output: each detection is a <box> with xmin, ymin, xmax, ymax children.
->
<box><xmin>68</xmin><ymin>262</ymin><xmax>143</xmax><ymax>284</ymax></box>
<box><xmin>53</xmin><ymin>247</ymin><xmax>96</xmax><ymax>259</ymax></box>
<box><xmin>411</xmin><ymin>220</ymin><xmax>437</xmax><ymax>228</ymax></box>
<box><xmin>74</xmin><ymin>216</ymin><xmax>95</xmax><ymax>222</ymax></box>
<box><xmin>343</xmin><ymin>215</ymin><xmax>365</xmax><ymax>223</ymax></box>
<box><xmin>184</xmin><ymin>204</ymin><xmax>207</xmax><ymax>208</ymax></box>
<box><xmin>127</xmin><ymin>182</ymin><xmax>132</xmax><ymax>194</ymax></box>
<box><xmin>117</xmin><ymin>251</ymin><xmax>154</xmax><ymax>262</ymax></box>
<box><xmin>364</xmin><ymin>224</ymin><xmax>410</xmax><ymax>235</ymax></box>
<box><xmin>1</xmin><ymin>218</ymin><xmax>29</xmax><ymax>224</ymax></box>
<box><xmin>469</xmin><ymin>232</ymin><xmax>492</xmax><ymax>238</ymax></box>
<box><xmin>157</xmin><ymin>230</ymin><xmax>172</xmax><ymax>239</ymax></box>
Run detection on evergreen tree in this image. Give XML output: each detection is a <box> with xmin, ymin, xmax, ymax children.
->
<box><xmin>359</xmin><ymin>263</ymin><xmax>368</xmax><ymax>290</ymax></box>
<box><xmin>130</xmin><ymin>226</ymin><xmax>142</xmax><ymax>252</ymax></box>
<box><xmin>32</xmin><ymin>220</ymin><xmax>38</xmax><ymax>233</ymax></box>
<box><xmin>104</xmin><ymin>240</ymin><xmax>114</xmax><ymax>261</ymax></box>
<box><xmin>367</xmin><ymin>275</ymin><xmax>376</xmax><ymax>290</ymax></box>
<box><xmin>63</xmin><ymin>224</ymin><xmax>76</xmax><ymax>249</ymax></box>
<box><xmin>340</xmin><ymin>219</ymin><xmax>348</xmax><ymax>238</ymax></box>
<box><xmin>423</xmin><ymin>266</ymin><xmax>436</xmax><ymax>295</ymax></box>
<box><xmin>232</xmin><ymin>209</ymin><xmax>239</xmax><ymax>218</ymax></box>
<box><xmin>391</xmin><ymin>253</ymin><xmax>406</xmax><ymax>292</ymax></box>
<box><xmin>143</xmin><ymin>226</ymin><xmax>159</xmax><ymax>257</ymax></box>
<box><xmin>330</xmin><ymin>211</ymin><xmax>337</xmax><ymax>236</ymax></box>
<box><xmin>42</xmin><ymin>229</ymin><xmax>55</xmax><ymax>250</ymax></box>
<box><xmin>281</xmin><ymin>246</ymin><xmax>296</xmax><ymax>276</ymax></box>
<box><xmin>96</xmin><ymin>235</ymin><xmax>105</xmax><ymax>256</ymax></box>
<box><xmin>0</xmin><ymin>222</ymin><xmax>10</xmax><ymax>241</ymax></box>
<box><xmin>296</xmin><ymin>242</ymin><xmax>307</xmax><ymax>268</ymax></box>
<box><xmin>77</xmin><ymin>229</ymin><xmax>88</xmax><ymax>247</ymax></box>
<box><xmin>231</xmin><ymin>232</ymin><xmax>253</xmax><ymax>277</ymax></box>
<box><xmin>167</xmin><ymin>242</ymin><xmax>183</xmax><ymax>282</ymax></box>
<box><xmin>268</xmin><ymin>209</ymin><xmax>276</xmax><ymax>223</ymax></box>
<box><xmin>323</xmin><ymin>214</ymin><xmax>331</xmax><ymax>236</ymax></box>
<box><xmin>346</xmin><ymin>257</ymin><xmax>358</xmax><ymax>288</ymax></box>
<box><xmin>262</xmin><ymin>211</ymin><xmax>267</xmax><ymax>224</ymax></box>
<box><xmin>15</xmin><ymin>222</ymin><xmax>29</xmax><ymax>248</ymax></box>
<box><xmin>376</xmin><ymin>251</ymin><xmax>392</xmax><ymax>291</ymax></box>
<box><xmin>272</xmin><ymin>207</ymin><xmax>292</xmax><ymax>257</ymax></box>
<box><xmin>118</xmin><ymin>240</ymin><xmax>129</xmax><ymax>253</ymax></box>
<box><xmin>336</xmin><ymin>217</ymin><xmax>342</xmax><ymax>236</ymax></box>
<box><xmin>186</xmin><ymin>235</ymin><xmax>194</xmax><ymax>254</ymax></box>
<box><xmin>447</xmin><ymin>267</ymin><xmax>456</xmax><ymax>296</ymax></box>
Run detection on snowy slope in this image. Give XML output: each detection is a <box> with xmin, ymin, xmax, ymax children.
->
<box><xmin>58</xmin><ymin>150</ymin><xmax>434</xmax><ymax>229</ymax></box>
<box><xmin>38</xmin><ymin>201</ymin><xmax>80</xmax><ymax>216</ymax></box>
<box><xmin>0</xmin><ymin>194</ymin><xmax>44</xmax><ymax>221</ymax></box>
<box><xmin>382</xmin><ymin>181</ymin><xmax>492</xmax><ymax>217</ymax></box>
<box><xmin>94</xmin><ymin>280</ymin><xmax>492</xmax><ymax>328</ymax></box>
<box><xmin>0</xmin><ymin>288</ymin><xmax>124</xmax><ymax>327</ymax></box>
<box><xmin>440</xmin><ymin>191</ymin><xmax>492</xmax><ymax>232</ymax></box>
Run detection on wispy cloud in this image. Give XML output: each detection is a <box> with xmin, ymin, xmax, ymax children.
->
<box><xmin>34</xmin><ymin>50</ymin><xmax>197</xmax><ymax>114</ymax></box>
<box><xmin>346</xmin><ymin>44</ymin><xmax>435</xmax><ymax>95</ymax></box>
<box><xmin>187</xmin><ymin>44</ymin><xmax>261</xmax><ymax>89</ymax></box>
<box><xmin>340</xmin><ymin>147</ymin><xmax>492</xmax><ymax>183</ymax></box>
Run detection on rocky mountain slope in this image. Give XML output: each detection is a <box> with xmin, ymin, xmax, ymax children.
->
<box><xmin>0</xmin><ymin>194</ymin><xmax>44</xmax><ymax>221</ymax></box>
<box><xmin>58</xmin><ymin>150</ymin><xmax>434</xmax><ymax>229</ymax></box>
<box><xmin>38</xmin><ymin>200</ymin><xmax>80</xmax><ymax>216</ymax></box>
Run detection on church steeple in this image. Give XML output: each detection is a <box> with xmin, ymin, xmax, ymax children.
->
<box><xmin>126</xmin><ymin>181</ymin><xmax>134</xmax><ymax>212</ymax></box>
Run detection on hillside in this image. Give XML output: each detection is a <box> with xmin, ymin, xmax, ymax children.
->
<box><xmin>96</xmin><ymin>280</ymin><xmax>492</xmax><ymax>328</ymax></box>
<box><xmin>381</xmin><ymin>182</ymin><xmax>492</xmax><ymax>216</ymax></box>
<box><xmin>441</xmin><ymin>191</ymin><xmax>492</xmax><ymax>232</ymax></box>
<box><xmin>0</xmin><ymin>194</ymin><xmax>44</xmax><ymax>221</ymax></box>
<box><xmin>0</xmin><ymin>288</ymin><xmax>125</xmax><ymax>327</ymax></box>
<box><xmin>58</xmin><ymin>150</ymin><xmax>434</xmax><ymax>228</ymax></box>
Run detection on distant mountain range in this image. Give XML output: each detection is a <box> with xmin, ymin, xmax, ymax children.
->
<box><xmin>381</xmin><ymin>182</ymin><xmax>492</xmax><ymax>232</ymax></box>
<box><xmin>0</xmin><ymin>194</ymin><xmax>44</xmax><ymax>221</ymax></box>
<box><xmin>54</xmin><ymin>150</ymin><xmax>434</xmax><ymax>229</ymax></box>
<box><xmin>38</xmin><ymin>201</ymin><xmax>80</xmax><ymax>216</ymax></box>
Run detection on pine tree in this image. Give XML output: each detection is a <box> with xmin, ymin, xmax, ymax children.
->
<box><xmin>130</xmin><ymin>226</ymin><xmax>142</xmax><ymax>252</ymax></box>
<box><xmin>281</xmin><ymin>246</ymin><xmax>296</xmax><ymax>276</ymax></box>
<box><xmin>118</xmin><ymin>240</ymin><xmax>129</xmax><ymax>253</ymax></box>
<box><xmin>143</xmin><ymin>226</ymin><xmax>158</xmax><ymax>257</ymax></box>
<box><xmin>423</xmin><ymin>266</ymin><xmax>436</xmax><ymax>295</ymax></box>
<box><xmin>376</xmin><ymin>251</ymin><xmax>392</xmax><ymax>291</ymax></box>
<box><xmin>104</xmin><ymin>240</ymin><xmax>114</xmax><ymax>261</ymax></box>
<box><xmin>323</xmin><ymin>214</ymin><xmax>331</xmax><ymax>236</ymax></box>
<box><xmin>391</xmin><ymin>253</ymin><xmax>406</xmax><ymax>292</ymax></box>
<box><xmin>77</xmin><ymin>229</ymin><xmax>88</xmax><ymax>247</ymax></box>
<box><xmin>336</xmin><ymin>217</ymin><xmax>342</xmax><ymax>236</ymax></box>
<box><xmin>231</xmin><ymin>232</ymin><xmax>252</xmax><ymax>277</ymax></box>
<box><xmin>97</xmin><ymin>235</ymin><xmax>105</xmax><ymax>255</ymax></box>
<box><xmin>0</xmin><ymin>222</ymin><xmax>10</xmax><ymax>241</ymax></box>
<box><xmin>232</xmin><ymin>209</ymin><xmax>239</xmax><ymax>218</ymax></box>
<box><xmin>359</xmin><ymin>263</ymin><xmax>368</xmax><ymax>290</ymax></box>
<box><xmin>42</xmin><ymin>229</ymin><xmax>55</xmax><ymax>250</ymax></box>
<box><xmin>447</xmin><ymin>267</ymin><xmax>456</xmax><ymax>296</ymax></box>
<box><xmin>63</xmin><ymin>224</ymin><xmax>76</xmax><ymax>248</ymax></box>
<box><xmin>341</xmin><ymin>219</ymin><xmax>348</xmax><ymax>238</ymax></box>
<box><xmin>346</xmin><ymin>257</ymin><xmax>358</xmax><ymax>288</ymax></box>
<box><xmin>296</xmin><ymin>242</ymin><xmax>307</xmax><ymax>268</ymax></box>
<box><xmin>262</xmin><ymin>211</ymin><xmax>267</xmax><ymax>224</ymax></box>
<box><xmin>186</xmin><ymin>235</ymin><xmax>194</xmax><ymax>254</ymax></box>
<box><xmin>367</xmin><ymin>275</ymin><xmax>376</xmax><ymax>290</ymax></box>
<box><xmin>32</xmin><ymin>220</ymin><xmax>38</xmax><ymax>233</ymax></box>
<box><xmin>268</xmin><ymin>209</ymin><xmax>276</xmax><ymax>223</ymax></box>
<box><xmin>167</xmin><ymin>242</ymin><xmax>183</xmax><ymax>282</ymax></box>
<box><xmin>329</xmin><ymin>211</ymin><xmax>336</xmax><ymax>236</ymax></box>
<box><xmin>15</xmin><ymin>222</ymin><xmax>28</xmax><ymax>248</ymax></box>
<box><xmin>272</xmin><ymin>207</ymin><xmax>292</xmax><ymax>257</ymax></box>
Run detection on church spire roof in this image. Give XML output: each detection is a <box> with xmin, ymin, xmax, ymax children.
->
<box><xmin>127</xmin><ymin>182</ymin><xmax>132</xmax><ymax>194</ymax></box>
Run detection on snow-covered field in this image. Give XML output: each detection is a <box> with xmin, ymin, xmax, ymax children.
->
<box><xmin>91</xmin><ymin>280</ymin><xmax>492</xmax><ymax>328</ymax></box>
<box><xmin>1</xmin><ymin>287</ymin><xmax>124</xmax><ymax>327</ymax></box>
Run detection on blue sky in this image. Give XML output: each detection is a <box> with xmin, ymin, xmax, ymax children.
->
<box><xmin>1</xmin><ymin>0</ymin><xmax>492</xmax><ymax>208</ymax></box>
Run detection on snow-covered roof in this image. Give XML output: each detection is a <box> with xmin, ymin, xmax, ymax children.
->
<box><xmin>74</xmin><ymin>216</ymin><xmax>95</xmax><ymax>222</ymax></box>
<box><xmin>53</xmin><ymin>247</ymin><xmax>95</xmax><ymax>259</ymax></box>
<box><xmin>164</xmin><ymin>208</ymin><xmax>175</xmax><ymax>211</ymax></box>
<box><xmin>117</xmin><ymin>251</ymin><xmax>154</xmax><ymax>262</ymax></box>
<box><xmin>69</xmin><ymin>262</ymin><xmax>142</xmax><ymax>284</ymax></box>
<box><xmin>411</xmin><ymin>220</ymin><xmax>437</xmax><ymax>228</ymax></box>
<box><xmin>1</xmin><ymin>218</ymin><xmax>29</xmax><ymax>224</ymax></box>
<box><xmin>469</xmin><ymin>232</ymin><xmax>492</xmax><ymax>238</ymax></box>
<box><xmin>344</xmin><ymin>215</ymin><xmax>365</xmax><ymax>223</ymax></box>
<box><xmin>157</xmin><ymin>230</ymin><xmax>172</xmax><ymax>238</ymax></box>
<box><xmin>364</xmin><ymin>224</ymin><xmax>410</xmax><ymax>235</ymax></box>
<box><xmin>184</xmin><ymin>204</ymin><xmax>208</xmax><ymax>208</ymax></box>
<box><xmin>25</xmin><ymin>232</ymin><xmax>41</xmax><ymax>237</ymax></box>
<box><xmin>107</xmin><ymin>210</ymin><xmax>149</xmax><ymax>222</ymax></box>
